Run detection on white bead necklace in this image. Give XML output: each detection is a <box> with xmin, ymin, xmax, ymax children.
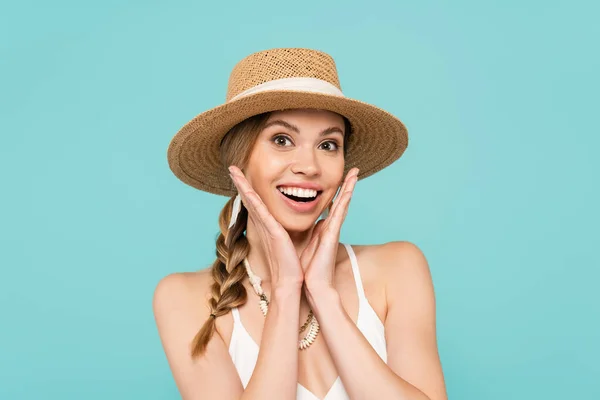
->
<box><xmin>242</xmin><ymin>258</ymin><xmax>320</xmax><ymax>350</ymax></box>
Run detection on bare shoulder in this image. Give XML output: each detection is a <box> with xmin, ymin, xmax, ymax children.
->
<box><xmin>357</xmin><ymin>242</ymin><xmax>446</xmax><ymax>400</ymax></box>
<box><xmin>350</xmin><ymin>240</ymin><xmax>429</xmax><ymax>279</ymax></box>
<box><xmin>350</xmin><ymin>241</ymin><xmax>433</xmax><ymax>312</ymax></box>
<box><xmin>153</xmin><ymin>269</ymin><xmax>214</xmax><ymax>321</ymax></box>
<box><xmin>354</xmin><ymin>240</ymin><xmax>425</xmax><ymax>259</ymax></box>
<box><xmin>152</xmin><ymin>269</ymin><xmax>244</xmax><ymax>399</ymax></box>
<box><xmin>152</xmin><ymin>269</ymin><xmax>216</xmax><ymax>356</ymax></box>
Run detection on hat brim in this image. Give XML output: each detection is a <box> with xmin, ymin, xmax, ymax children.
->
<box><xmin>167</xmin><ymin>90</ymin><xmax>408</xmax><ymax>196</ymax></box>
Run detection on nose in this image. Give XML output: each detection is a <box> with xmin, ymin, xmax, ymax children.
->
<box><xmin>290</xmin><ymin>147</ymin><xmax>321</xmax><ymax>177</ymax></box>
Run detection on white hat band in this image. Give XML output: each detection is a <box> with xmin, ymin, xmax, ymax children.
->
<box><xmin>229</xmin><ymin>77</ymin><xmax>345</xmax><ymax>102</ymax></box>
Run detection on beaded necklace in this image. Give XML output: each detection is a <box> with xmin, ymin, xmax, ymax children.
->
<box><xmin>242</xmin><ymin>258</ymin><xmax>320</xmax><ymax>349</ymax></box>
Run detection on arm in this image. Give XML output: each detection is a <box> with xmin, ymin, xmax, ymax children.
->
<box><xmin>153</xmin><ymin>272</ymin><xmax>303</xmax><ymax>400</ymax></box>
<box><xmin>244</xmin><ymin>283</ymin><xmax>303</xmax><ymax>399</ymax></box>
<box><xmin>305</xmin><ymin>241</ymin><xmax>447</xmax><ymax>400</ymax></box>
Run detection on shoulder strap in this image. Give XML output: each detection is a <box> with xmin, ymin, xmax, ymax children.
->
<box><xmin>343</xmin><ymin>243</ymin><xmax>366</xmax><ymax>301</ymax></box>
<box><xmin>231</xmin><ymin>306</ymin><xmax>241</xmax><ymax>324</ymax></box>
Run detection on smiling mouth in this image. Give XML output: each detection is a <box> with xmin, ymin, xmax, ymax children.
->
<box><xmin>283</xmin><ymin>193</ymin><xmax>320</xmax><ymax>202</ymax></box>
<box><xmin>277</xmin><ymin>187</ymin><xmax>322</xmax><ymax>203</ymax></box>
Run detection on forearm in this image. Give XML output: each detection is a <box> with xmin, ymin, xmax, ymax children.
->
<box><xmin>305</xmin><ymin>287</ymin><xmax>430</xmax><ymax>400</ymax></box>
<box><xmin>241</xmin><ymin>284</ymin><xmax>302</xmax><ymax>400</ymax></box>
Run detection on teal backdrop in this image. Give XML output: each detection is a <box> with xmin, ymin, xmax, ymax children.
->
<box><xmin>1</xmin><ymin>0</ymin><xmax>598</xmax><ymax>398</ymax></box>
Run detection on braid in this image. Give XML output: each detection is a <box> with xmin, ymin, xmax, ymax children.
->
<box><xmin>190</xmin><ymin>196</ymin><xmax>250</xmax><ymax>358</ymax></box>
<box><xmin>189</xmin><ymin>112</ymin><xmax>271</xmax><ymax>359</ymax></box>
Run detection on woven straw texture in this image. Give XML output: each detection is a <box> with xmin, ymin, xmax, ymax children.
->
<box><xmin>226</xmin><ymin>48</ymin><xmax>341</xmax><ymax>100</ymax></box>
<box><xmin>167</xmin><ymin>48</ymin><xmax>408</xmax><ymax>196</ymax></box>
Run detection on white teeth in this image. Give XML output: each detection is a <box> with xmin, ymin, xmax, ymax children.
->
<box><xmin>278</xmin><ymin>186</ymin><xmax>318</xmax><ymax>198</ymax></box>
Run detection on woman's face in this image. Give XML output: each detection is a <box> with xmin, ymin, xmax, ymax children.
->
<box><xmin>244</xmin><ymin>109</ymin><xmax>346</xmax><ymax>234</ymax></box>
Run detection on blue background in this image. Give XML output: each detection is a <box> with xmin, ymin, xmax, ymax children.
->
<box><xmin>1</xmin><ymin>0</ymin><xmax>598</xmax><ymax>398</ymax></box>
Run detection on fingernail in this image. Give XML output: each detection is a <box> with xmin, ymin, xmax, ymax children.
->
<box><xmin>228</xmin><ymin>166</ymin><xmax>234</xmax><ymax>173</ymax></box>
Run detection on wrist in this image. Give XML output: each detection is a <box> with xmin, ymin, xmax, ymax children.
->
<box><xmin>304</xmin><ymin>283</ymin><xmax>339</xmax><ymax>305</ymax></box>
<box><xmin>272</xmin><ymin>281</ymin><xmax>303</xmax><ymax>299</ymax></box>
<box><xmin>304</xmin><ymin>284</ymin><xmax>341</xmax><ymax>320</ymax></box>
<box><xmin>304</xmin><ymin>281</ymin><xmax>336</xmax><ymax>296</ymax></box>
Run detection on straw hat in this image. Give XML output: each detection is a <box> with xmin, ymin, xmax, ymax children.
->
<box><xmin>167</xmin><ymin>48</ymin><xmax>408</xmax><ymax>196</ymax></box>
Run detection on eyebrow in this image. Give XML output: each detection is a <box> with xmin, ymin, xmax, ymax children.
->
<box><xmin>263</xmin><ymin>119</ymin><xmax>344</xmax><ymax>137</ymax></box>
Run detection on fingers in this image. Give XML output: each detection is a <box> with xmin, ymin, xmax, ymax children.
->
<box><xmin>322</xmin><ymin>168</ymin><xmax>359</xmax><ymax>241</ymax></box>
<box><xmin>313</xmin><ymin>218</ymin><xmax>327</xmax><ymax>237</ymax></box>
<box><xmin>300</xmin><ymin>219</ymin><xmax>325</xmax><ymax>266</ymax></box>
<box><xmin>327</xmin><ymin>168</ymin><xmax>359</xmax><ymax>225</ymax></box>
<box><xmin>228</xmin><ymin>165</ymin><xmax>283</xmax><ymax>237</ymax></box>
<box><xmin>304</xmin><ymin>168</ymin><xmax>357</xmax><ymax>259</ymax></box>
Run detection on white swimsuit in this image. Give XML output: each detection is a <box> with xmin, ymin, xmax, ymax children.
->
<box><xmin>228</xmin><ymin>243</ymin><xmax>388</xmax><ymax>399</ymax></box>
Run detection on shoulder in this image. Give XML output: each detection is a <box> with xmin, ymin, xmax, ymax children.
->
<box><xmin>351</xmin><ymin>241</ymin><xmax>429</xmax><ymax>276</ymax></box>
<box><xmin>381</xmin><ymin>241</ymin><xmax>432</xmax><ymax>296</ymax></box>
<box><xmin>154</xmin><ymin>269</ymin><xmax>212</xmax><ymax>295</ymax></box>
<box><xmin>353</xmin><ymin>240</ymin><xmax>425</xmax><ymax>258</ymax></box>
<box><xmin>353</xmin><ymin>241</ymin><xmax>433</xmax><ymax>306</ymax></box>
<box><xmin>152</xmin><ymin>270</ymin><xmax>214</xmax><ymax>327</ymax></box>
<box><xmin>379</xmin><ymin>241</ymin><xmax>429</xmax><ymax>274</ymax></box>
<box><xmin>364</xmin><ymin>243</ymin><xmax>446</xmax><ymax>399</ymax></box>
<box><xmin>152</xmin><ymin>269</ymin><xmax>245</xmax><ymax>398</ymax></box>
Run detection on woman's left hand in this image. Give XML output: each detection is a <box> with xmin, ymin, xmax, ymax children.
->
<box><xmin>300</xmin><ymin>167</ymin><xmax>359</xmax><ymax>293</ymax></box>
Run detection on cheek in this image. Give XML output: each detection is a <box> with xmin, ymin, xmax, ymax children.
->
<box><xmin>248</xmin><ymin>144</ymin><xmax>286</xmax><ymax>175</ymax></box>
<box><xmin>245</xmin><ymin>145</ymin><xmax>285</xmax><ymax>198</ymax></box>
<box><xmin>248</xmin><ymin>142</ymin><xmax>291</xmax><ymax>179</ymax></box>
<box><xmin>321</xmin><ymin>155</ymin><xmax>345</xmax><ymax>183</ymax></box>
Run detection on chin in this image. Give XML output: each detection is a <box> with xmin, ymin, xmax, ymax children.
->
<box><xmin>278</xmin><ymin>214</ymin><xmax>319</xmax><ymax>235</ymax></box>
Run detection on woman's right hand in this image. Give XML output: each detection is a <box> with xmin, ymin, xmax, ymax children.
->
<box><xmin>228</xmin><ymin>165</ymin><xmax>304</xmax><ymax>289</ymax></box>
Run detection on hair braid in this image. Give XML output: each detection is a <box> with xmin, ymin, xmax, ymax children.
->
<box><xmin>189</xmin><ymin>113</ymin><xmax>272</xmax><ymax>358</ymax></box>
<box><xmin>190</xmin><ymin>196</ymin><xmax>250</xmax><ymax>358</ymax></box>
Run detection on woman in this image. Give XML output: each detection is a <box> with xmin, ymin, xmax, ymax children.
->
<box><xmin>154</xmin><ymin>48</ymin><xmax>447</xmax><ymax>400</ymax></box>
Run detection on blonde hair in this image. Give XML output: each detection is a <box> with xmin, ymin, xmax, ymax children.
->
<box><xmin>190</xmin><ymin>111</ymin><xmax>352</xmax><ymax>358</ymax></box>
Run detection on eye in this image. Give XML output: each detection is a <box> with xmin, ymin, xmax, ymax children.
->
<box><xmin>319</xmin><ymin>140</ymin><xmax>340</xmax><ymax>152</ymax></box>
<box><xmin>272</xmin><ymin>134</ymin><xmax>293</xmax><ymax>147</ymax></box>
